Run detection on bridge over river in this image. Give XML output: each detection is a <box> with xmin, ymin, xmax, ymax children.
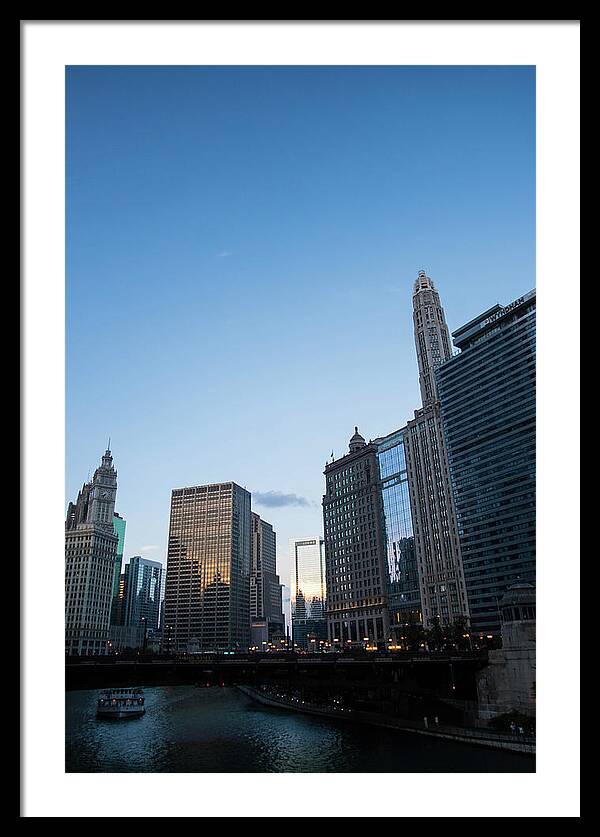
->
<box><xmin>66</xmin><ymin>652</ymin><xmax>489</xmax><ymax>726</ymax></box>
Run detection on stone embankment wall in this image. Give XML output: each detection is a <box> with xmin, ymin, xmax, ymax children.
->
<box><xmin>238</xmin><ymin>685</ymin><xmax>535</xmax><ymax>755</ymax></box>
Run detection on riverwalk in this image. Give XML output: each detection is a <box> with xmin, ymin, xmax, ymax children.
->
<box><xmin>238</xmin><ymin>685</ymin><xmax>535</xmax><ymax>755</ymax></box>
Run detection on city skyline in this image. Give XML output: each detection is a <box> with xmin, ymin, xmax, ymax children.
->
<box><xmin>66</xmin><ymin>66</ymin><xmax>535</xmax><ymax>588</ymax></box>
<box><xmin>66</xmin><ymin>277</ymin><xmax>535</xmax><ymax>657</ymax></box>
<box><xmin>66</xmin><ymin>280</ymin><xmax>534</xmax><ymax>593</ymax></box>
<box><xmin>22</xmin><ymin>17</ymin><xmax>580</xmax><ymax>816</ymax></box>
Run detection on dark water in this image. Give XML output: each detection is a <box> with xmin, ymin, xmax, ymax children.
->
<box><xmin>66</xmin><ymin>686</ymin><xmax>534</xmax><ymax>773</ymax></box>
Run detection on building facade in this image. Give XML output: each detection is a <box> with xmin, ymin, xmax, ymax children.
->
<box><xmin>65</xmin><ymin>447</ymin><xmax>119</xmax><ymax>656</ymax></box>
<box><xmin>436</xmin><ymin>290</ymin><xmax>536</xmax><ymax>633</ymax></box>
<box><xmin>404</xmin><ymin>271</ymin><xmax>470</xmax><ymax>628</ymax></box>
<box><xmin>164</xmin><ymin>482</ymin><xmax>251</xmax><ymax>652</ymax></box>
<box><xmin>108</xmin><ymin>623</ymin><xmax>145</xmax><ymax>653</ymax></box>
<box><xmin>123</xmin><ymin>555</ymin><xmax>164</xmax><ymax>633</ymax></box>
<box><xmin>373</xmin><ymin>428</ymin><xmax>422</xmax><ymax>634</ymax></box>
<box><xmin>250</xmin><ymin>512</ymin><xmax>284</xmax><ymax>646</ymax></box>
<box><xmin>290</xmin><ymin>535</ymin><xmax>327</xmax><ymax>650</ymax></box>
<box><xmin>281</xmin><ymin>583</ymin><xmax>291</xmax><ymax>639</ymax></box>
<box><xmin>110</xmin><ymin>512</ymin><xmax>126</xmax><ymax>625</ymax></box>
<box><xmin>323</xmin><ymin>429</ymin><xmax>389</xmax><ymax>647</ymax></box>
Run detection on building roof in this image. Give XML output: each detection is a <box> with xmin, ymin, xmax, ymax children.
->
<box><xmin>501</xmin><ymin>582</ymin><xmax>536</xmax><ymax>608</ymax></box>
<box><xmin>349</xmin><ymin>426</ymin><xmax>366</xmax><ymax>453</ymax></box>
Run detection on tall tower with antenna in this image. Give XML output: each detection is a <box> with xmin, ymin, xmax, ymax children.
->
<box><xmin>87</xmin><ymin>444</ymin><xmax>118</xmax><ymax>530</ymax></box>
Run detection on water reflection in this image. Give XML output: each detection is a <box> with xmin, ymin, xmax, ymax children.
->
<box><xmin>66</xmin><ymin>686</ymin><xmax>534</xmax><ymax>773</ymax></box>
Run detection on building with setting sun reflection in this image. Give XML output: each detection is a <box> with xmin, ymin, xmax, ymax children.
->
<box><xmin>290</xmin><ymin>536</ymin><xmax>327</xmax><ymax>650</ymax></box>
<box><xmin>164</xmin><ymin>482</ymin><xmax>251</xmax><ymax>652</ymax></box>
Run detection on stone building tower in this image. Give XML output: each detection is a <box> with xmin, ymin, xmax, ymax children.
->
<box><xmin>65</xmin><ymin>446</ymin><xmax>119</xmax><ymax>655</ymax></box>
<box><xmin>412</xmin><ymin>270</ymin><xmax>453</xmax><ymax>406</ymax></box>
<box><xmin>87</xmin><ymin>447</ymin><xmax>118</xmax><ymax>530</ymax></box>
<box><xmin>403</xmin><ymin>271</ymin><xmax>470</xmax><ymax>628</ymax></box>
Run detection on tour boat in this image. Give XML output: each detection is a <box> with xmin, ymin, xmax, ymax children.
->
<box><xmin>96</xmin><ymin>687</ymin><xmax>145</xmax><ymax>719</ymax></box>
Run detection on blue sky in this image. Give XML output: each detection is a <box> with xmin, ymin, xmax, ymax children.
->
<box><xmin>66</xmin><ymin>65</ymin><xmax>535</xmax><ymax>588</ymax></box>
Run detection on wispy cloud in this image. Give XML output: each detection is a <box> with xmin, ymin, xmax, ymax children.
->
<box><xmin>253</xmin><ymin>491</ymin><xmax>311</xmax><ymax>509</ymax></box>
<box><xmin>141</xmin><ymin>544</ymin><xmax>160</xmax><ymax>552</ymax></box>
<box><xmin>215</xmin><ymin>250</ymin><xmax>232</xmax><ymax>258</ymax></box>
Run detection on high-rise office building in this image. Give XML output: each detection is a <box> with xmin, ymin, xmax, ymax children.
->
<box><xmin>110</xmin><ymin>512</ymin><xmax>126</xmax><ymax>625</ymax></box>
<box><xmin>290</xmin><ymin>535</ymin><xmax>327</xmax><ymax>650</ymax></box>
<box><xmin>412</xmin><ymin>270</ymin><xmax>453</xmax><ymax>409</ymax></box>
<box><xmin>373</xmin><ymin>427</ymin><xmax>422</xmax><ymax>634</ymax></box>
<box><xmin>281</xmin><ymin>583</ymin><xmax>291</xmax><ymax>637</ymax></box>
<box><xmin>123</xmin><ymin>555</ymin><xmax>164</xmax><ymax>632</ymax></box>
<box><xmin>436</xmin><ymin>290</ymin><xmax>536</xmax><ymax>634</ymax></box>
<box><xmin>250</xmin><ymin>512</ymin><xmax>284</xmax><ymax>647</ymax></box>
<box><xmin>113</xmin><ymin>572</ymin><xmax>127</xmax><ymax>631</ymax></box>
<box><xmin>164</xmin><ymin>482</ymin><xmax>251</xmax><ymax>652</ymax></box>
<box><xmin>323</xmin><ymin>429</ymin><xmax>389</xmax><ymax>647</ymax></box>
<box><xmin>404</xmin><ymin>272</ymin><xmax>470</xmax><ymax>628</ymax></box>
<box><xmin>110</xmin><ymin>555</ymin><xmax>165</xmax><ymax>652</ymax></box>
<box><xmin>65</xmin><ymin>446</ymin><xmax>119</xmax><ymax>656</ymax></box>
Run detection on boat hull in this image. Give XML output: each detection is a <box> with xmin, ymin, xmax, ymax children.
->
<box><xmin>96</xmin><ymin>708</ymin><xmax>145</xmax><ymax>719</ymax></box>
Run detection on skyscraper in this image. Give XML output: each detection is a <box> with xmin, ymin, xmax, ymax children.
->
<box><xmin>110</xmin><ymin>512</ymin><xmax>126</xmax><ymax>625</ymax></box>
<box><xmin>65</xmin><ymin>446</ymin><xmax>119</xmax><ymax>656</ymax></box>
<box><xmin>436</xmin><ymin>290</ymin><xmax>536</xmax><ymax>634</ymax></box>
<box><xmin>412</xmin><ymin>270</ymin><xmax>453</xmax><ymax>409</ymax></box>
<box><xmin>373</xmin><ymin>427</ymin><xmax>422</xmax><ymax>634</ymax></box>
<box><xmin>250</xmin><ymin>512</ymin><xmax>284</xmax><ymax>647</ymax></box>
<box><xmin>123</xmin><ymin>555</ymin><xmax>164</xmax><ymax>633</ymax></box>
<box><xmin>164</xmin><ymin>482</ymin><xmax>251</xmax><ymax>652</ymax></box>
<box><xmin>323</xmin><ymin>429</ymin><xmax>389</xmax><ymax>647</ymax></box>
<box><xmin>290</xmin><ymin>535</ymin><xmax>327</xmax><ymax>650</ymax></box>
<box><xmin>281</xmin><ymin>584</ymin><xmax>291</xmax><ymax>638</ymax></box>
<box><xmin>404</xmin><ymin>272</ymin><xmax>470</xmax><ymax>628</ymax></box>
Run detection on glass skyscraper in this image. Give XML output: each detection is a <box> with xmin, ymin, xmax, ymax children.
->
<box><xmin>123</xmin><ymin>555</ymin><xmax>164</xmax><ymax>633</ymax></box>
<box><xmin>164</xmin><ymin>482</ymin><xmax>251</xmax><ymax>652</ymax></box>
<box><xmin>436</xmin><ymin>289</ymin><xmax>536</xmax><ymax>634</ymax></box>
<box><xmin>374</xmin><ymin>428</ymin><xmax>422</xmax><ymax>632</ymax></box>
<box><xmin>110</xmin><ymin>512</ymin><xmax>126</xmax><ymax>624</ymax></box>
<box><xmin>290</xmin><ymin>536</ymin><xmax>327</xmax><ymax>650</ymax></box>
<box><xmin>250</xmin><ymin>512</ymin><xmax>284</xmax><ymax>647</ymax></box>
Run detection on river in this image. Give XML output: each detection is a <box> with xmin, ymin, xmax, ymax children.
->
<box><xmin>65</xmin><ymin>685</ymin><xmax>534</xmax><ymax>772</ymax></box>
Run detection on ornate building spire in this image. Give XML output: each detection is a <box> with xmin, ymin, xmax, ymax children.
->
<box><xmin>349</xmin><ymin>426</ymin><xmax>366</xmax><ymax>453</ymax></box>
<box><xmin>412</xmin><ymin>270</ymin><xmax>452</xmax><ymax>406</ymax></box>
<box><xmin>88</xmin><ymin>445</ymin><xmax>118</xmax><ymax>530</ymax></box>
